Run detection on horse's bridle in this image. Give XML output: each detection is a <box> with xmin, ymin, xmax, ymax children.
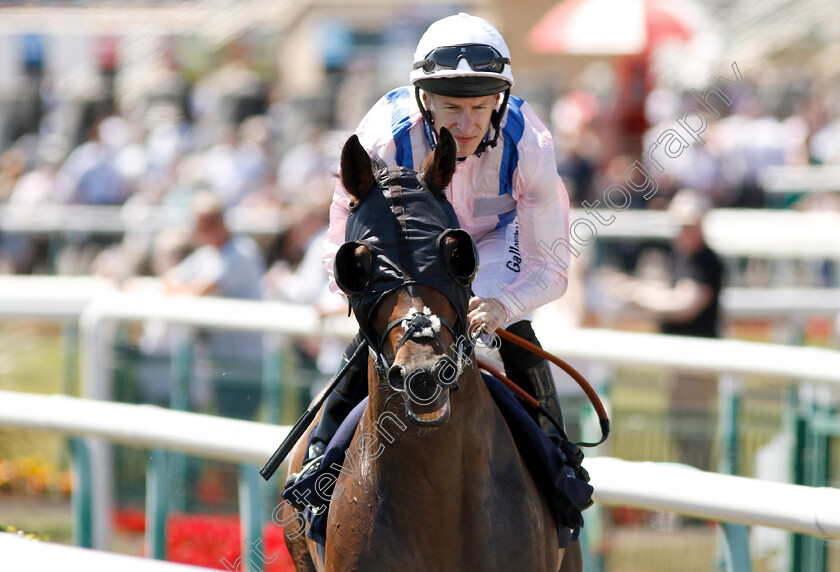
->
<box><xmin>370</xmin><ymin>297</ymin><xmax>473</xmax><ymax>399</ymax></box>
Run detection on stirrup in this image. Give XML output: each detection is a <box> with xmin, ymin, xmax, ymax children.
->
<box><xmin>282</xmin><ymin>459</ymin><xmax>328</xmax><ymax>516</ymax></box>
<box><xmin>559</xmin><ymin>439</ymin><xmax>590</xmax><ymax>484</ymax></box>
<box><xmin>283</xmin><ymin>442</ymin><xmax>326</xmax><ymax>492</ymax></box>
<box><xmin>299</xmin><ymin>452</ymin><xmax>325</xmax><ymax>479</ymax></box>
<box><xmin>286</xmin><ymin>454</ymin><xmax>324</xmax><ymax>486</ymax></box>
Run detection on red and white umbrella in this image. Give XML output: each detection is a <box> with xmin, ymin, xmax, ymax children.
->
<box><xmin>528</xmin><ymin>0</ymin><xmax>714</xmax><ymax>55</ymax></box>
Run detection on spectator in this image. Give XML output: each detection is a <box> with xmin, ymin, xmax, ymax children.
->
<box><xmin>275</xmin><ymin>127</ymin><xmax>336</xmax><ymax>206</ymax></box>
<box><xmin>0</xmin><ymin>147</ymin><xmax>26</xmax><ymax>202</ymax></box>
<box><xmin>624</xmin><ymin>189</ymin><xmax>723</xmax><ymax>339</ymax></box>
<box><xmin>164</xmin><ymin>191</ymin><xmax>265</xmax><ymax>419</ymax></box>
<box><xmin>202</xmin><ymin>117</ymin><xmax>270</xmax><ymax>208</ymax></box>
<box><xmin>55</xmin><ymin>116</ymin><xmax>132</xmax><ymax>205</ymax></box>
<box><xmin>265</xmin><ymin>203</ymin><xmax>346</xmax><ymax>382</ymax></box>
<box><xmin>134</xmin><ymin>228</ymin><xmax>195</xmax><ymax>406</ymax></box>
<box><xmin>2</xmin><ymin>136</ymin><xmax>67</xmax><ymax>273</ymax></box>
<box><xmin>601</xmin><ymin>188</ymin><xmax>724</xmax><ymax>469</ymax></box>
<box><xmin>716</xmin><ymin>100</ymin><xmax>807</xmax><ymax>208</ymax></box>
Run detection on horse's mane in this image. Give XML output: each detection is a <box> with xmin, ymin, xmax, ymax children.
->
<box><xmin>371</xmin><ymin>154</ymin><xmax>388</xmax><ymax>175</ymax></box>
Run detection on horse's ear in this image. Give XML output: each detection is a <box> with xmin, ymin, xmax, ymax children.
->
<box><xmin>421</xmin><ymin>127</ymin><xmax>457</xmax><ymax>197</ymax></box>
<box><xmin>340</xmin><ymin>134</ymin><xmax>376</xmax><ymax>204</ymax></box>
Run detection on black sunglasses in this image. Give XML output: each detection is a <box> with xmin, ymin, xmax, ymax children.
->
<box><xmin>413</xmin><ymin>44</ymin><xmax>509</xmax><ymax>75</ymax></box>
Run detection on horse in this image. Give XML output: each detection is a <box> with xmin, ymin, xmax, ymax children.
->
<box><xmin>280</xmin><ymin>128</ymin><xmax>583</xmax><ymax>571</ymax></box>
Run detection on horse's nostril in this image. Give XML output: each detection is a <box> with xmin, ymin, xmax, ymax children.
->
<box><xmin>388</xmin><ymin>365</ymin><xmax>406</xmax><ymax>390</ymax></box>
<box><xmin>431</xmin><ymin>356</ymin><xmax>458</xmax><ymax>387</ymax></box>
<box><xmin>405</xmin><ymin>369</ymin><xmax>440</xmax><ymax>405</ymax></box>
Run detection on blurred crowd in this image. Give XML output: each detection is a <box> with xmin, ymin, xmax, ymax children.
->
<box><xmin>0</xmin><ymin>54</ymin><xmax>839</xmax><ymax>335</ymax></box>
<box><xmin>546</xmin><ymin>64</ymin><xmax>840</xmax><ymax>328</ymax></box>
<box><xmin>0</xmin><ymin>54</ymin><xmax>342</xmax><ymax>277</ymax></box>
<box><xmin>552</xmin><ymin>66</ymin><xmax>840</xmax><ymax>211</ymax></box>
<box><xmin>0</xmin><ymin>55</ymin><xmax>352</xmax><ymax>405</ymax></box>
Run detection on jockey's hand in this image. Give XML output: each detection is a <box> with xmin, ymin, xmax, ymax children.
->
<box><xmin>467</xmin><ymin>296</ymin><xmax>508</xmax><ymax>337</ymax></box>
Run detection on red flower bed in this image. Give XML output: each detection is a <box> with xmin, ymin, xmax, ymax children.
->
<box><xmin>113</xmin><ymin>507</ymin><xmax>146</xmax><ymax>534</ymax></box>
<box><xmin>113</xmin><ymin>509</ymin><xmax>295</xmax><ymax>571</ymax></box>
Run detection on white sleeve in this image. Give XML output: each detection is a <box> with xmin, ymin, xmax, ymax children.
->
<box><xmin>322</xmin><ymin>181</ymin><xmax>353</xmax><ymax>295</ymax></box>
<box><xmin>322</xmin><ymin>92</ymin><xmax>402</xmax><ymax>294</ymax></box>
<box><xmin>504</xmin><ymin>104</ymin><xmax>572</xmax><ymax>315</ymax></box>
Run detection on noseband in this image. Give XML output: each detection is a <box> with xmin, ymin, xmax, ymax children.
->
<box><xmin>373</xmin><ymin>301</ymin><xmax>473</xmax><ymax>396</ymax></box>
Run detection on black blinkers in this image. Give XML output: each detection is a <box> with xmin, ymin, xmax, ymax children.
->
<box><xmin>333</xmin><ymin>167</ymin><xmax>478</xmax><ymax>347</ymax></box>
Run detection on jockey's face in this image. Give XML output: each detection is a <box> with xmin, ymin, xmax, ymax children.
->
<box><xmin>424</xmin><ymin>92</ymin><xmax>500</xmax><ymax>157</ymax></box>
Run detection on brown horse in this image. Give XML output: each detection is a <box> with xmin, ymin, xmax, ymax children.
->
<box><xmin>280</xmin><ymin>129</ymin><xmax>582</xmax><ymax>571</ymax></box>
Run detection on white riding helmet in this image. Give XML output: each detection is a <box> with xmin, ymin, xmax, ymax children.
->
<box><xmin>410</xmin><ymin>12</ymin><xmax>514</xmax><ymax>98</ymax></box>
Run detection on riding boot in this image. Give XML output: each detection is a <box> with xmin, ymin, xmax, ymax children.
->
<box><xmin>498</xmin><ymin>320</ymin><xmax>566</xmax><ymax>442</ymax></box>
<box><xmin>304</xmin><ymin>332</ymin><xmax>369</xmax><ymax>466</ymax></box>
<box><xmin>505</xmin><ymin>359</ymin><xmax>566</xmax><ymax>444</ymax></box>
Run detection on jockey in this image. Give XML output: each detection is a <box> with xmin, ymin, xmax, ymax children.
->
<box><xmin>304</xmin><ymin>12</ymin><xmax>573</xmax><ymax>473</ymax></box>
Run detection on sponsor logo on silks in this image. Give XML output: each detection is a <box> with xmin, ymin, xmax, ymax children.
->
<box><xmin>505</xmin><ymin>223</ymin><xmax>521</xmax><ymax>272</ymax></box>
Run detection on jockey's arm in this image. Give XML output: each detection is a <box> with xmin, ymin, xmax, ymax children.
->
<box><xmin>479</xmin><ymin>109</ymin><xmax>571</xmax><ymax>328</ymax></box>
<box><xmin>322</xmin><ymin>184</ymin><xmax>352</xmax><ymax>296</ymax></box>
<box><xmin>630</xmin><ymin>277</ymin><xmax>714</xmax><ymax>322</ymax></box>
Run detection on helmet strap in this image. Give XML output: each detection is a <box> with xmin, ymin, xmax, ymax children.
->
<box><xmin>474</xmin><ymin>88</ymin><xmax>510</xmax><ymax>155</ymax></box>
<box><xmin>415</xmin><ymin>86</ymin><xmax>438</xmax><ymax>148</ymax></box>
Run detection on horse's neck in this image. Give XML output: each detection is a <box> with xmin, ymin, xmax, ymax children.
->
<box><xmin>334</xmin><ymin>366</ymin><xmax>557</xmax><ymax>570</ymax></box>
<box><xmin>362</xmin><ymin>365</ymin><xmax>506</xmax><ymax>496</ymax></box>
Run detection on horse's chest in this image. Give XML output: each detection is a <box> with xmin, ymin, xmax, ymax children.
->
<box><xmin>325</xmin><ymin>477</ymin><xmax>555</xmax><ymax>572</ymax></box>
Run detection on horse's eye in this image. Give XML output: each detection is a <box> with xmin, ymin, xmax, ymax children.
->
<box><xmin>335</xmin><ymin>241</ymin><xmax>372</xmax><ymax>297</ymax></box>
<box><xmin>437</xmin><ymin>229</ymin><xmax>478</xmax><ymax>287</ymax></box>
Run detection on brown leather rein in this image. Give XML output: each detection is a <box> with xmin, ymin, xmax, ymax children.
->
<box><xmin>476</xmin><ymin>327</ymin><xmax>610</xmax><ymax>447</ymax></box>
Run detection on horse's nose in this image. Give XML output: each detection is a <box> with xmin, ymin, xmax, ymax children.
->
<box><xmin>405</xmin><ymin>368</ymin><xmax>441</xmax><ymax>406</ymax></box>
<box><xmin>388</xmin><ymin>364</ymin><xmax>406</xmax><ymax>390</ymax></box>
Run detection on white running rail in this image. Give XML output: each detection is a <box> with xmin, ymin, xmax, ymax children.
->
<box><xmin>1</xmin><ymin>390</ymin><xmax>839</xmax><ymax>540</ymax></box>
<box><xmin>1</xmin><ymin>531</ymin><xmax>216</xmax><ymax>572</ymax></box>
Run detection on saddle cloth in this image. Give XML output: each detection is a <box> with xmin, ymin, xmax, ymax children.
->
<box><xmin>281</xmin><ymin>373</ymin><xmax>594</xmax><ymax>548</ymax></box>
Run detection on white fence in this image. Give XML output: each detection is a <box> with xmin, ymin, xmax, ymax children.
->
<box><xmin>586</xmin><ymin>457</ymin><xmax>840</xmax><ymax>538</ymax></box>
<box><xmin>0</xmin><ymin>204</ymin><xmax>287</xmax><ymax>237</ymax></box>
<box><xmin>722</xmin><ymin>287</ymin><xmax>840</xmax><ymax>320</ymax></box>
<box><xmin>759</xmin><ymin>165</ymin><xmax>840</xmax><ymax>196</ymax></box>
<box><xmin>534</xmin><ymin>324</ymin><xmax>840</xmax><ymax>385</ymax></box>
<box><xmin>1</xmin><ymin>532</ymin><xmax>216</xmax><ymax>572</ymax></box>
<box><xmin>73</xmin><ymin>291</ymin><xmax>840</xmax><ymax>548</ymax></box>
<box><xmin>3</xmin><ymin>275</ymin><xmax>837</xmax><ymax>331</ymax></box>
<box><xmin>1</xmin><ymin>390</ymin><xmax>839</xmax><ymax>543</ymax></box>
<box><xmin>0</xmin><ymin>391</ymin><xmax>289</xmax><ymax>466</ymax></box>
<box><xmin>3</xmin><ymin>205</ymin><xmax>840</xmax><ymax>259</ymax></box>
<box><xmin>2</xmin><ymin>277</ymin><xmax>840</xmax><ymax>567</ymax></box>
